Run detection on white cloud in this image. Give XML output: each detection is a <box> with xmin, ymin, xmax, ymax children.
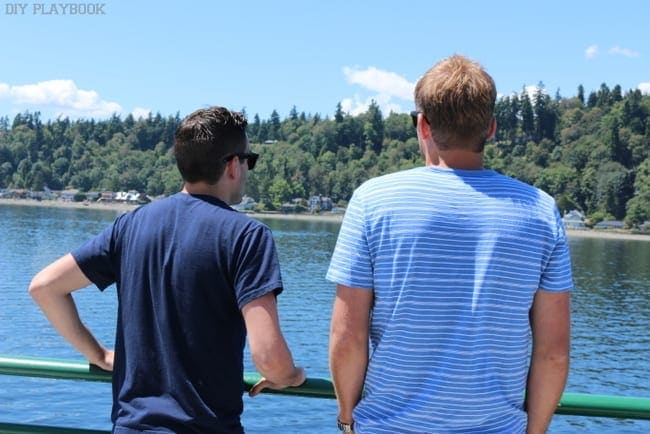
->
<box><xmin>608</xmin><ymin>46</ymin><xmax>640</xmax><ymax>58</ymax></box>
<box><xmin>340</xmin><ymin>94</ymin><xmax>403</xmax><ymax>117</ymax></box>
<box><xmin>585</xmin><ymin>45</ymin><xmax>599</xmax><ymax>59</ymax></box>
<box><xmin>585</xmin><ymin>44</ymin><xmax>642</xmax><ymax>60</ymax></box>
<box><xmin>131</xmin><ymin>107</ymin><xmax>151</xmax><ymax>119</ymax></box>
<box><xmin>639</xmin><ymin>83</ymin><xmax>650</xmax><ymax>95</ymax></box>
<box><xmin>341</xmin><ymin>66</ymin><xmax>414</xmax><ymax>116</ymax></box>
<box><xmin>343</xmin><ymin>66</ymin><xmax>415</xmax><ymax>100</ymax></box>
<box><xmin>0</xmin><ymin>79</ymin><xmax>122</xmax><ymax>118</ymax></box>
<box><xmin>0</xmin><ymin>83</ymin><xmax>10</xmax><ymax>98</ymax></box>
<box><xmin>339</xmin><ymin>96</ymin><xmax>366</xmax><ymax>116</ymax></box>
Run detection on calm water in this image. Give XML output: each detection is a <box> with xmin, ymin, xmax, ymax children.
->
<box><xmin>0</xmin><ymin>204</ymin><xmax>648</xmax><ymax>433</ymax></box>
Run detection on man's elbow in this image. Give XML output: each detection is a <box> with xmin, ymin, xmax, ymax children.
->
<box><xmin>331</xmin><ymin>325</ymin><xmax>366</xmax><ymax>352</ymax></box>
<box><xmin>27</xmin><ymin>274</ymin><xmax>47</xmax><ymax>300</ymax></box>
<box><xmin>329</xmin><ymin>329</ymin><xmax>368</xmax><ymax>369</ymax></box>
<box><xmin>545</xmin><ymin>350</ymin><xmax>570</xmax><ymax>367</ymax></box>
<box><xmin>28</xmin><ymin>272</ymin><xmax>51</xmax><ymax>302</ymax></box>
<box><xmin>534</xmin><ymin>345</ymin><xmax>570</xmax><ymax>373</ymax></box>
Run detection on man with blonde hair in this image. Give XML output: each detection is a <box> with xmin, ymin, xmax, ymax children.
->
<box><xmin>328</xmin><ymin>55</ymin><xmax>571</xmax><ymax>433</ymax></box>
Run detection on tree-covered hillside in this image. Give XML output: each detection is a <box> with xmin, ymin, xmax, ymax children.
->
<box><xmin>0</xmin><ymin>83</ymin><xmax>648</xmax><ymax>226</ymax></box>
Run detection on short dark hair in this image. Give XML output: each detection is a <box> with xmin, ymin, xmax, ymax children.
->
<box><xmin>174</xmin><ymin>106</ymin><xmax>248</xmax><ymax>183</ymax></box>
<box><xmin>414</xmin><ymin>55</ymin><xmax>496</xmax><ymax>152</ymax></box>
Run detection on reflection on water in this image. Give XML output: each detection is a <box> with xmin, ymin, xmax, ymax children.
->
<box><xmin>0</xmin><ymin>205</ymin><xmax>648</xmax><ymax>433</ymax></box>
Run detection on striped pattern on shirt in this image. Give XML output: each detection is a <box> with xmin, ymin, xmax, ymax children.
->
<box><xmin>326</xmin><ymin>166</ymin><xmax>573</xmax><ymax>434</ymax></box>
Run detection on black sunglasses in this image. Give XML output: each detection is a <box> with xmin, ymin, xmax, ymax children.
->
<box><xmin>223</xmin><ymin>152</ymin><xmax>259</xmax><ymax>170</ymax></box>
<box><xmin>410</xmin><ymin>110</ymin><xmax>430</xmax><ymax>128</ymax></box>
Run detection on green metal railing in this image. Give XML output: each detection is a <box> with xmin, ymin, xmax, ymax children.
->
<box><xmin>1</xmin><ymin>355</ymin><xmax>649</xmax><ymax>433</ymax></box>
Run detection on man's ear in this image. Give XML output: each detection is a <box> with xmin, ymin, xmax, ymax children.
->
<box><xmin>486</xmin><ymin>117</ymin><xmax>497</xmax><ymax>141</ymax></box>
<box><xmin>224</xmin><ymin>157</ymin><xmax>239</xmax><ymax>180</ymax></box>
<box><xmin>417</xmin><ymin>113</ymin><xmax>432</xmax><ymax>140</ymax></box>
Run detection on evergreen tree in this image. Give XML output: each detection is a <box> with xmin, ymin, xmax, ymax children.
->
<box><xmin>520</xmin><ymin>91</ymin><xmax>535</xmax><ymax>139</ymax></box>
<box><xmin>0</xmin><ymin>116</ymin><xmax>9</xmax><ymax>132</ymax></box>
<box><xmin>334</xmin><ymin>102</ymin><xmax>344</xmax><ymax>123</ymax></box>
<box><xmin>250</xmin><ymin>114</ymin><xmax>261</xmax><ymax>143</ymax></box>
<box><xmin>622</xmin><ymin>89</ymin><xmax>645</xmax><ymax>134</ymax></box>
<box><xmin>494</xmin><ymin>96</ymin><xmax>512</xmax><ymax>141</ymax></box>
<box><xmin>289</xmin><ymin>105</ymin><xmax>299</xmax><ymax>121</ymax></box>
<box><xmin>533</xmin><ymin>84</ymin><xmax>558</xmax><ymax>142</ymax></box>
<box><xmin>597</xmin><ymin>83</ymin><xmax>611</xmax><ymax>107</ymax></box>
<box><xmin>268</xmin><ymin>110</ymin><xmax>281</xmax><ymax>140</ymax></box>
<box><xmin>363</xmin><ymin>100</ymin><xmax>384</xmax><ymax>154</ymax></box>
<box><xmin>625</xmin><ymin>158</ymin><xmax>650</xmax><ymax>226</ymax></box>
<box><xmin>609</xmin><ymin>121</ymin><xmax>632</xmax><ymax>168</ymax></box>
<box><xmin>611</xmin><ymin>85</ymin><xmax>623</xmax><ymax>103</ymax></box>
<box><xmin>577</xmin><ymin>85</ymin><xmax>585</xmax><ymax>105</ymax></box>
<box><xmin>587</xmin><ymin>91</ymin><xmax>598</xmax><ymax>108</ymax></box>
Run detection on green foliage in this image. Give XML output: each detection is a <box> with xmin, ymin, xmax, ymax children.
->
<box><xmin>0</xmin><ymin>86</ymin><xmax>648</xmax><ymax>224</ymax></box>
<box><xmin>625</xmin><ymin>158</ymin><xmax>650</xmax><ymax>226</ymax></box>
<box><xmin>594</xmin><ymin>161</ymin><xmax>633</xmax><ymax>220</ymax></box>
<box><xmin>587</xmin><ymin>210</ymin><xmax>613</xmax><ymax>227</ymax></box>
<box><xmin>0</xmin><ymin>112</ymin><xmax>182</xmax><ymax>195</ymax></box>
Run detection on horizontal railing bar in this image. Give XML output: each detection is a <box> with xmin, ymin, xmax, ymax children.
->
<box><xmin>0</xmin><ymin>355</ymin><xmax>333</xmax><ymax>398</ymax></box>
<box><xmin>1</xmin><ymin>355</ymin><xmax>649</xmax><ymax>422</ymax></box>
<box><xmin>0</xmin><ymin>355</ymin><xmax>111</xmax><ymax>382</ymax></box>
<box><xmin>0</xmin><ymin>422</ymin><xmax>109</xmax><ymax>434</ymax></box>
<box><xmin>555</xmin><ymin>392</ymin><xmax>650</xmax><ymax>420</ymax></box>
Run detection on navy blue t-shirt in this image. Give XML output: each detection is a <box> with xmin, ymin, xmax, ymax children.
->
<box><xmin>72</xmin><ymin>193</ymin><xmax>283</xmax><ymax>433</ymax></box>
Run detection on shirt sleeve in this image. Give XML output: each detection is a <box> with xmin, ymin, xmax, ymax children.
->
<box><xmin>539</xmin><ymin>207</ymin><xmax>574</xmax><ymax>292</ymax></box>
<box><xmin>326</xmin><ymin>188</ymin><xmax>374</xmax><ymax>289</ymax></box>
<box><xmin>233</xmin><ymin>223</ymin><xmax>284</xmax><ymax>309</ymax></box>
<box><xmin>71</xmin><ymin>222</ymin><xmax>118</xmax><ymax>291</ymax></box>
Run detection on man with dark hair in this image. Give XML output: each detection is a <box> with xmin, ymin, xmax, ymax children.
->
<box><xmin>29</xmin><ymin>106</ymin><xmax>305</xmax><ymax>433</ymax></box>
<box><xmin>328</xmin><ymin>55</ymin><xmax>572</xmax><ymax>433</ymax></box>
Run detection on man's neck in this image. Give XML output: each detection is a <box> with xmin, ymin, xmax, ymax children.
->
<box><xmin>182</xmin><ymin>182</ymin><xmax>231</xmax><ymax>204</ymax></box>
<box><xmin>434</xmin><ymin>149</ymin><xmax>484</xmax><ymax>170</ymax></box>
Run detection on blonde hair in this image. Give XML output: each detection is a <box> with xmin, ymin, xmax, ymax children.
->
<box><xmin>414</xmin><ymin>55</ymin><xmax>496</xmax><ymax>152</ymax></box>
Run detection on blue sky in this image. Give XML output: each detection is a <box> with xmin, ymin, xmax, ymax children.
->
<box><xmin>0</xmin><ymin>0</ymin><xmax>648</xmax><ymax>122</ymax></box>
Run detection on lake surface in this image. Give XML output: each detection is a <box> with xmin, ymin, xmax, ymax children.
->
<box><xmin>0</xmin><ymin>204</ymin><xmax>648</xmax><ymax>433</ymax></box>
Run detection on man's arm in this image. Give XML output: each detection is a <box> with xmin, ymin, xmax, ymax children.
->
<box><xmin>525</xmin><ymin>289</ymin><xmax>570</xmax><ymax>434</ymax></box>
<box><xmin>28</xmin><ymin>253</ymin><xmax>114</xmax><ymax>371</ymax></box>
<box><xmin>243</xmin><ymin>292</ymin><xmax>305</xmax><ymax>396</ymax></box>
<box><xmin>329</xmin><ymin>284</ymin><xmax>373</xmax><ymax>427</ymax></box>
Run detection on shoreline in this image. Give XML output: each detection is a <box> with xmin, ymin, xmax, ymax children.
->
<box><xmin>0</xmin><ymin>197</ymin><xmax>345</xmax><ymax>222</ymax></box>
<box><xmin>2</xmin><ymin>198</ymin><xmax>649</xmax><ymax>241</ymax></box>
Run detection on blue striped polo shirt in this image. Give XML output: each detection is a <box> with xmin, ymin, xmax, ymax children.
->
<box><xmin>326</xmin><ymin>166</ymin><xmax>573</xmax><ymax>433</ymax></box>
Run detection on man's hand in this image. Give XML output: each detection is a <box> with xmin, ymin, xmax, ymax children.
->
<box><xmin>90</xmin><ymin>348</ymin><xmax>115</xmax><ymax>372</ymax></box>
<box><xmin>248</xmin><ymin>366</ymin><xmax>306</xmax><ymax>397</ymax></box>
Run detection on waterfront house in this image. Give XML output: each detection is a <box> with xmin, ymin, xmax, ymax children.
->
<box><xmin>98</xmin><ymin>192</ymin><xmax>116</xmax><ymax>202</ymax></box>
<box><xmin>562</xmin><ymin>210</ymin><xmax>586</xmax><ymax>230</ymax></box>
<box><xmin>115</xmin><ymin>191</ymin><xmax>143</xmax><ymax>203</ymax></box>
<box><xmin>309</xmin><ymin>195</ymin><xmax>333</xmax><ymax>212</ymax></box>
<box><xmin>59</xmin><ymin>190</ymin><xmax>79</xmax><ymax>202</ymax></box>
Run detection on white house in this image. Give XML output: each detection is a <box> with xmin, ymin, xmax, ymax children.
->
<box><xmin>562</xmin><ymin>210</ymin><xmax>586</xmax><ymax>229</ymax></box>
